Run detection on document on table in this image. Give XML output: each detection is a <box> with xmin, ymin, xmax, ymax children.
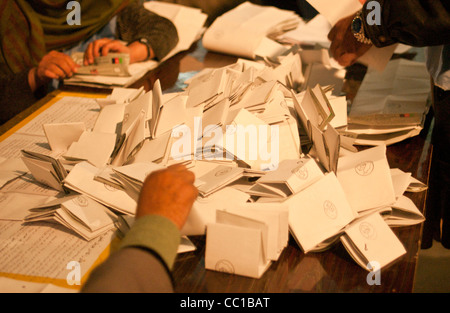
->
<box><xmin>14</xmin><ymin>96</ymin><xmax>100</xmax><ymax>137</ymax></box>
<box><xmin>0</xmin><ymin>220</ymin><xmax>114</xmax><ymax>281</ymax></box>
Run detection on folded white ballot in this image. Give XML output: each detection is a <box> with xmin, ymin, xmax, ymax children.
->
<box><xmin>250</xmin><ymin>157</ymin><xmax>324</xmax><ymax>198</ymax></box>
<box><xmin>25</xmin><ymin>194</ymin><xmax>118</xmax><ymax>241</ymax></box>
<box><xmin>181</xmin><ymin>187</ymin><xmax>250</xmax><ymax>236</ymax></box>
<box><xmin>63</xmin><ymin>161</ymin><xmax>137</xmax><ymax>215</ymax></box>
<box><xmin>92</xmin><ymin>103</ymin><xmax>126</xmax><ymax>134</ymax></box>
<box><xmin>384</xmin><ymin>195</ymin><xmax>425</xmax><ymax>227</ymax></box>
<box><xmin>63</xmin><ymin>131</ymin><xmax>116</xmax><ymax>168</ymax></box>
<box><xmin>340</xmin><ymin>212</ymin><xmax>406</xmax><ymax>271</ymax></box>
<box><xmin>287</xmin><ymin>172</ymin><xmax>358</xmax><ymax>253</ymax></box>
<box><xmin>222</xmin><ymin>203</ymin><xmax>289</xmax><ymax>261</ymax></box>
<box><xmin>336</xmin><ymin>145</ymin><xmax>396</xmax><ymax>213</ymax></box>
<box><xmin>310</xmin><ymin>122</ymin><xmax>340</xmax><ymax>173</ymax></box>
<box><xmin>205</xmin><ymin>210</ymin><xmax>273</xmax><ymax>279</ymax></box>
<box><xmin>111</xmin><ymin>89</ymin><xmax>151</xmax><ymax>166</ymax></box>
<box><xmin>43</xmin><ymin>122</ymin><xmax>86</xmax><ymax>153</ymax></box>
<box><xmin>21</xmin><ymin>150</ymin><xmax>68</xmax><ymax>193</ymax></box>
<box><xmin>197</xmin><ymin>165</ymin><xmax>245</xmax><ymax>197</ymax></box>
<box><xmin>112</xmin><ymin>162</ymin><xmax>165</xmax><ymax>201</ymax></box>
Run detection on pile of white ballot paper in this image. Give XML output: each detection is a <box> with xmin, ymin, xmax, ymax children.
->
<box><xmin>0</xmin><ymin>42</ymin><xmax>429</xmax><ymax>279</ymax></box>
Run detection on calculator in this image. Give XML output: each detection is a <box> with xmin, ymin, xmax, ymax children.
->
<box><xmin>71</xmin><ymin>52</ymin><xmax>131</xmax><ymax>77</ymax></box>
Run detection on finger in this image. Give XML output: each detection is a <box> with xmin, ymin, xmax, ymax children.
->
<box><xmin>84</xmin><ymin>42</ymin><xmax>95</xmax><ymax>65</ymax></box>
<box><xmin>57</xmin><ymin>54</ymin><xmax>79</xmax><ymax>77</ymax></box>
<box><xmin>43</xmin><ymin>64</ymin><xmax>66</xmax><ymax>80</ymax></box>
<box><xmin>42</xmin><ymin>69</ymin><xmax>59</xmax><ymax>80</ymax></box>
<box><xmin>100</xmin><ymin>41</ymin><xmax>127</xmax><ymax>56</ymax></box>
<box><xmin>92</xmin><ymin>38</ymin><xmax>113</xmax><ymax>58</ymax></box>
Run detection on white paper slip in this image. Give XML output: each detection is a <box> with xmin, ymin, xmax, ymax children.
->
<box><xmin>251</xmin><ymin>157</ymin><xmax>324</xmax><ymax>197</ymax></box>
<box><xmin>21</xmin><ymin>150</ymin><xmax>68</xmax><ymax>193</ymax></box>
<box><xmin>63</xmin><ymin>162</ymin><xmax>137</xmax><ymax>215</ymax></box>
<box><xmin>340</xmin><ymin>212</ymin><xmax>406</xmax><ymax>271</ymax></box>
<box><xmin>181</xmin><ymin>187</ymin><xmax>250</xmax><ymax>236</ymax></box>
<box><xmin>197</xmin><ymin>165</ymin><xmax>245</xmax><ymax>197</ymax></box>
<box><xmin>205</xmin><ymin>221</ymin><xmax>272</xmax><ymax>279</ymax></box>
<box><xmin>336</xmin><ymin>145</ymin><xmax>396</xmax><ymax>213</ymax></box>
<box><xmin>92</xmin><ymin>103</ymin><xmax>126</xmax><ymax>134</ymax></box>
<box><xmin>384</xmin><ymin>195</ymin><xmax>425</xmax><ymax>227</ymax></box>
<box><xmin>43</xmin><ymin>122</ymin><xmax>86</xmax><ymax>153</ymax></box>
<box><xmin>390</xmin><ymin>168</ymin><xmax>412</xmax><ymax>198</ymax></box>
<box><xmin>222</xmin><ymin>203</ymin><xmax>289</xmax><ymax>261</ymax></box>
<box><xmin>63</xmin><ymin>131</ymin><xmax>116</xmax><ymax>168</ymax></box>
<box><xmin>287</xmin><ymin>172</ymin><xmax>358</xmax><ymax>253</ymax></box>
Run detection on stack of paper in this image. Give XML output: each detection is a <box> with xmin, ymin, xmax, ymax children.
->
<box><xmin>203</xmin><ymin>2</ymin><xmax>300</xmax><ymax>59</ymax></box>
<box><xmin>340</xmin><ymin>212</ymin><xmax>406</xmax><ymax>271</ymax></box>
<box><xmin>111</xmin><ymin>162</ymin><xmax>165</xmax><ymax>201</ymax></box>
<box><xmin>63</xmin><ymin>162</ymin><xmax>137</xmax><ymax>215</ymax></box>
<box><xmin>205</xmin><ymin>203</ymin><xmax>289</xmax><ymax>278</ymax></box>
<box><xmin>21</xmin><ymin>150</ymin><xmax>69</xmax><ymax>193</ymax></box>
<box><xmin>341</xmin><ymin>59</ymin><xmax>431</xmax><ymax>146</ymax></box>
<box><xmin>25</xmin><ymin>194</ymin><xmax>118</xmax><ymax>241</ymax></box>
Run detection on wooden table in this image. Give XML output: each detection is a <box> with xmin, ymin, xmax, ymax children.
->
<box><xmin>0</xmin><ymin>41</ymin><xmax>432</xmax><ymax>293</ymax></box>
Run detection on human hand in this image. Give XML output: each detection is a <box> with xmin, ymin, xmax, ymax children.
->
<box><xmin>327</xmin><ymin>14</ymin><xmax>372</xmax><ymax>67</ymax></box>
<box><xmin>84</xmin><ymin>38</ymin><xmax>153</xmax><ymax>65</ymax></box>
<box><xmin>28</xmin><ymin>50</ymin><xmax>79</xmax><ymax>92</ymax></box>
<box><xmin>136</xmin><ymin>164</ymin><xmax>198</xmax><ymax>230</ymax></box>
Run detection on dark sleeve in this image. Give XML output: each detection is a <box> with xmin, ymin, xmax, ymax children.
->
<box><xmin>80</xmin><ymin>247</ymin><xmax>174</xmax><ymax>293</ymax></box>
<box><xmin>116</xmin><ymin>3</ymin><xmax>179</xmax><ymax>61</ymax></box>
<box><xmin>0</xmin><ymin>70</ymin><xmax>44</xmax><ymax>125</ymax></box>
<box><xmin>362</xmin><ymin>0</ymin><xmax>450</xmax><ymax>48</ymax></box>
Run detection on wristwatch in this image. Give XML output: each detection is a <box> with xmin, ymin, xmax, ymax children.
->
<box><xmin>137</xmin><ymin>37</ymin><xmax>152</xmax><ymax>60</ymax></box>
<box><xmin>351</xmin><ymin>10</ymin><xmax>372</xmax><ymax>45</ymax></box>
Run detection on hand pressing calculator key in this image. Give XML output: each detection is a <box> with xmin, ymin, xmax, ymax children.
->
<box><xmin>71</xmin><ymin>52</ymin><xmax>131</xmax><ymax>77</ymax></box>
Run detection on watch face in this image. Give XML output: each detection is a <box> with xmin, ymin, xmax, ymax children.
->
<box><xmin>352</xmin><ymin>16</ymin><xmax>362</xmax><ymax>34</ymax></box>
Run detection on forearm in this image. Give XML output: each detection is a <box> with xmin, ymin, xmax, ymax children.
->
<box><xmin>81</xmin><ymin>215</ymin><xmax>181</xmax><ymax>293</ymax></box>
<box><xmin>362</xmin><ymin>0</ymin><xmax>450</xmax><ymax>47</ymax></box>
<box><xmin>116</xmin><ymin>3</ymin><xmax>179</xmax><ymax>61</ymax></box>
